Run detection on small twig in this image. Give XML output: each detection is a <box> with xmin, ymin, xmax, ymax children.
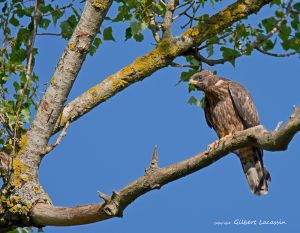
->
<box><xmin>145</xmin><ymin>146</ymin><xmax>160</xmax><ymax>175</ymax></box>
<box><xmin>150</xmin><ymin>145</ymin><xmax>159</xmax><ymax>169</ymax></box>
<box><xmin>275</xmin><ymin>121</ymin><xmax>283</xmax><ymax>131</ymax></box>
<box><xmin>175</xmin><ymin>0</ymin><xmax>193</xmax><ymax>10</ymax></box>
<box><xmin>254</xmin><ymin>46</ymin><xmax>299</xmax><ymax>57</ymax></box>
<box><xmin>98</xmin><ymin>192</ymin><xmax>110</xmax><ymax>203</ymax></box>
<box><xmin>43</xmin><ymin>121</ymin><xmax>70</xmax><ymax>155</ymax></box>
<box><xmin>170</xmin><ymin>62</ymin><xmax>199</xmax><ymax>68</ymax></box>
<box><xmin>42</xmin><ymin>3</ymin><xmax>73</xmax><ymax>16</ymax></box>
<box><xmin>192</xmin><ymin>50</ymin><xmax>236</xmax><ymax>66</ymax></box>
<box><xmin>36</xmin><ymin>32</ymin><xmax>62</xmax><ymax>36</ymax></box>
<box><xmin>198</xmin><ymin>32</ymin><xmax>232</xmax><ymax>50</ymax></box>
<box><xmin>180</xmin><ymin>4</ymin><xmax>200</xmax><ymax>29</ymax></box>
<box><xmin>173</xmin><ymin>1</ymin><xmax>195</xmax><ymax>21</ymax></box>
<box><xmin>159</xmin><ymin>0</ymin><xmax>166</xmax><ymax>6</ymax></box>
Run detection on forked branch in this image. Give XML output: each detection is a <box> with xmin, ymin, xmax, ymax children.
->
<box><xmin>30</xmin><ymin>106</ymin><xmax>300</xmax><ymax>227</ymax></box>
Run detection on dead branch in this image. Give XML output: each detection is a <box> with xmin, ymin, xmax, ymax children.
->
<box><xmin>30</xmin><ymin>106</ymin><xmax>300</xmax><ymax>227</ymax></box>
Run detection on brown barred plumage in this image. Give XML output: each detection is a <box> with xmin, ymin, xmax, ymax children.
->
<box><xmin>189</xmin><ymin>70</ymin><xmax>271</xmax><ymax>195</ymax></box>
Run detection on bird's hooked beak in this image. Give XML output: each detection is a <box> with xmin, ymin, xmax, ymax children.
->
<box><xmin>189</xmin><ymin>78</ymin><xmax>198</xmax><ymax>86</ymax></box>
<box><xmin>189</xmin><ymin>73</ymin><xmax>202</xmax><ymax>87</ymax></box>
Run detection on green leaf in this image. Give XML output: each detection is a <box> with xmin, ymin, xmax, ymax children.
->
<box><xmin>185</xmin><ymin>55</ymin><xmax>200</xmax><ymax>67</ymax></box>
<box><xmin>133</xmin><ymin>33</ymin><xmax>144</xmax><ymax>42</ymax></box>
<box><xmin>130</xmin><ymin>22</ymin><xmax>140</xmax><ymax>35</ymax></box>
<box><xmin>40</xmin><ymin>4</ymin><xmax>53</xmax><ymax>14</ymax></box>
<box><xmin>220</xmin><ymin>47</ymin><xmax>240</xmax><ymax>66</ymax></box>
<box><xmin>9</xmin><ymin>15</ymin><xmax>19</xmax><ymax>26</ymax></box>
<box><xmin>10</xmin><ymin>48</ymin><xmax>27</xmax><ymax>63</ymax></box>
<box><xmin>2</xmin><ymin>2</ymin><xmax>8</xmax><ymax>14</ymax></box>
<box><xmin>39</xmin><ymin>18</ymin><xmax>51</xmax><ymax>29</ymax></box>
<box><xmin>129</xmin><ymin>22</ymin><xmax>146</xmax><ymax>42</ymax></box>
<box><xmin>206</xmin><ymin>44</ymin><xmax>214</xmax><ymax>57</ymax></box>
<box><xmin>281</xmin><ymin>38</ymin><xmax>300</xmax><ymax>51</ymax></box>
<box><xmin>103</xmin><ymin>27</ymin><xmax>115</xmax><ymax>41</ymax></box>
<box><xmin>22</xmin><ymin>7</ymin><xmax>34</xmax><ymax>17</ymax></box>
<box><xmin>125</xmin><ymin>27</ymin><xmax>132</xmax><ymax>40</ymax></box>
<box><xmin>180</xmin><ymin>69</ymin><xmax>198</xmax><ymax>83</ymax></box>
<box><xmin>293</xmin><ymin>2</ymin><xmax>300</xmax><ymax>11</ymax></box>
<box><xmin>291</xmin><ymin>18</ymin><xmax>299</xmax><ymax>31</ymax></box>
<box><xmin>200</xmin><ymin>96</ymin><xmax>206</xmax><ymax>109</ymax></box>
<box><xmin>51</xmin><ymin>9</ymin><xmax>64</xmax><ymax>26</ymax></box>
<box><xmin>245</xmin><ymin>43</ymin><xmax>253</xmax><ymax>55</ymax></box>
<box><xmin>17</xmin><ymin>28</ymin><xmax>30</xmax><ymax>44</ymax></box>
<box><xmin>278</xmin><ymin>23</ymin><xmax>291</xmax><ymax>41</ymax></box>
<box><xmin>188</xmin><ymin>96</ymin><xmax>200</xmax><ymax>107</ymax></box>
<box><xmin>21</xmin><ymin>108</ymin><xmax>30</xmax><ymax>123</ymax></box>
<box><xmin>262</xmin><ymin>40</ymin><xmax>274</xmax><ymax>51</ymax></box>
<box><xmin>275</xmin><ymin>10</ymin><xmax>284</xmax><ymax>18</ymax></box>
<box><xmin>113</xmin><ymin>5</ymin><xmax>132</xmax><ymax>22</ymax></box>
<box><xmin>93</xmin><ymin>37</ymin><xmax>102</xmax><ymax>48</ymax></box>
<box><xmin>60</xmin><ymin>15</ymin><xmax>78</xmax><ymax>39</ymax></box>
<box><xmin>271</xmin><ymin>0</ymin><xmax>281</xmax><ymax>6</ymax></box>
<box><xmin>262</xmin><ymin>17</ymin><xmax>277</xmax><ymax>33</ymax></box>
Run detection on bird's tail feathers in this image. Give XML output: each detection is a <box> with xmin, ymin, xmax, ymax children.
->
<box><xmin>239</xmin><ymin>148</ymin><xmax>271</xmax><ymax>195</ymax></box>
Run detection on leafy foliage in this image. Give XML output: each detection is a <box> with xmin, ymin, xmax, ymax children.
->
<box><xmin>0</xmin><ymin>0</ymin><xmax>299</xmax><ymax>229</ymax></box>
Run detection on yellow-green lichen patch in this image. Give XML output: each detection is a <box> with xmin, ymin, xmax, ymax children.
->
<box><xmin>183</xmin><ymin>27</ymin><xmax>200</xmax><ymax>39</ymax></box>
<box><xmin>50</xmin><ymin>76</ymin><xmax>56</xmax><ymax>86</ymax></box>
<box><xmin>17</xmin><ymin>134</ymin><xmax>28</xmax><ymax>156</ymax></box>
<box><xmin>106</xmin><ymin>75</ymin><xmax>128</xmax><ymax>92</ymax></box>
<box><xmin>12</xmin><ymin>159</ymin><xmax>29</xmax><ymax>188</ymax></box>
<box><xmin>68</xmin><ymin>43</ymin><xmax>76</xmax><ymax>50</ymax></box>
<box><xmin>132</xmin><ymin>55</ymin><xmax>156</xmax><ymax>73</ymax></box>
<box><xmin>86</xmin><ymin>84</ymin><xmax>102</xmax><ymax>100</ymax></box>
<box><xmin>119</xmin><ymin>66</ymin><xmax>134</xmax><ymax>78</ymax></box>
<box><xmin>0</xmin><ymin>193</ymin><xmax>31</xmax><ymax>215</ymax></box>
<box><xmin>56</xmin><ymin>112</ymin><xmax>68</xmax><ymax>130</ymax></box>
<box><xmin>92</xmin><ymin>0</ymin><xmax>110</xmax><ymax>10</ymax></box>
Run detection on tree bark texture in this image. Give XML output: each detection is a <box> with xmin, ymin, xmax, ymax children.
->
<box><xmin>1</xmin><ymin>0</ymin><xmax>296</xmax><ymax>230</ymax></box>
<box><xmin>30</xmin><ymin>107</ymin><xmax>300</xmax><ymax>226</ymax></box>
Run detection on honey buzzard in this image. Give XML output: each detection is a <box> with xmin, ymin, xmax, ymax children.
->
<box><xmin>189</xmin><ymin>70</ymin><xmax>270</xmax><ymax>195</ymax></box>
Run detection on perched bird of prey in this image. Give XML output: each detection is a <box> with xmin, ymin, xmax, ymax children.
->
<box><xmin>189</xmin><ymin>70</ymin><xmax>270</xmax><ymax>195</ymax></box>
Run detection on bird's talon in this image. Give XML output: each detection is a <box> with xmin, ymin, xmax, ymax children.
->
<box><xmin>208</xmin><ymin>141</ymin><xmax>219</xmax><ymax>151</ymax></box>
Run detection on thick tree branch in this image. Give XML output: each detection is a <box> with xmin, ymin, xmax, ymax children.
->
<box><xmin>53</xmin><ymin>0</ymin><xmax>272</xmax><ymax>134</ymax></box>
<box><xmin>31</xmin><ymin>106</ymin><xmax>300</xmax><ymax>227</ymax></box>
<box><xmin>27</xmin><ymin>0</ymin><xmax>113</xmax><ymax>159</ymax></box>
<box><xmin>0</xmin><ymin>0</ymin><xmax>113</xmax><ymax>225</ymax></box>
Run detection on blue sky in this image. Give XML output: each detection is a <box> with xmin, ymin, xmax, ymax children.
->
<box><xmin>30</xmin><ymin>1</ymin><xmax>300</xmax><ymax>232</ymax></box>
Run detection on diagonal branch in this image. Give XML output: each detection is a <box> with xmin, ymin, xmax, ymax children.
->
<box><xmin>162</xmin><ymin>0</ymin><xmax>178</xmax><ymax>39</ymax></box>
<box><xmin>30</xmin><ymin>106</ymin><xmax>300</xmax><ymax>226</ymax></box>
<box><xmin>26</xmin><ymin>0</ymin><xmax>113</xmax><ymax>159</ymax></box>
<box><xmin>53</xmin><ymin>0</ymin><xmax>272</xmax><ymax>134</ymax></box>
<box><xmin>43</xmin><ymin>121</ymin><xmax>70</xmax><ymax>155</ymax></box>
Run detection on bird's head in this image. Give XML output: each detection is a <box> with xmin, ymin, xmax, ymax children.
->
<box><xmin>189</xmin><ymin>70</ymin><xmax>215</xmax><ymax>91</ymax></box>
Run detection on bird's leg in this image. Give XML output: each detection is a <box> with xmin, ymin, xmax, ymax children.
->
<box><xmin>207</xmin><ymin>133</ymin><xmax>233</xmax><ymax>151</ymax></box>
